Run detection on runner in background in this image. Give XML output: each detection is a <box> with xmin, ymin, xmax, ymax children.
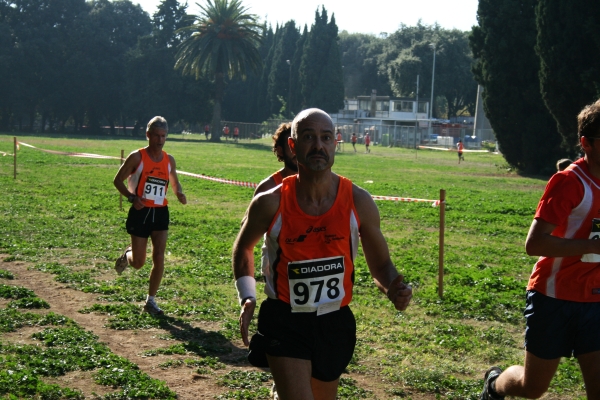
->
<box><xmin>204</xmin><ymin>123</ymin><xmax>210</xmax><ymax>140</ymax></box>
<box><xmin>351</xmin><ymin>132</ymin><xmax>357</xmax><ymax>152</ymax></box>
<box><xmin>234</xmin><ymin>126</ymin><xmax>240</xmax><ymax>143</ymax></box>
<box><xmin>365</xmin><ymin>132</ymin><xmax>371</xmax><ymax>153</ymax></box>
<box><xmin>223</xmin><ymin>124</ymin><xmax>230</xmax><ymax>141</ymax></box>
<box><xmin>113</xmin><ymin>116</ymin><xmax>187</xmax><ymax>315</ymax></box>
<box><xmin>457</xmin><ymin>140</ymin><xmax>465</xmax><ymax>163</ymax></box>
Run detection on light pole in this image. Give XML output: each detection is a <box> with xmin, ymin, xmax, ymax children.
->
<box><xmin>286</xmin><ymin>60</ymin><xmax>292</xmax><ymax>117</ymax></box>
<box><xmin>429</xmin><ymin>43</ymin><xmax>436</xmax><ymax>135</ymax></box>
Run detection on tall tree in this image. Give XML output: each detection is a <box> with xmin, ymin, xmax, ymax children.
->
<box><xmin>289</xmin><ymin>25</ymin><xmax>307</xmax><ymax>115</ymax></box>
<box><xmin>470</xmin><ymin>0</ymin><xmax>562</xmax><ymax>174</ymax></box>
<box><xmin>298</xmin><ymin>6</ymin><xmax>344</xmax><ymax>112</ymax></box>
<box><xmin>267</xmin><ymin>21</ymin><xmax>300</xmax><ymax>118</ymax></box>
<box><xmin>174</xmin><ymin>0</ymin><xmax>262</xmax><ymax>141</ymax></box>
<box><xmin>536</xmin><ymin>0</ymin><xmax>600</xmax><ymax>153</ymax></box>
<box><xmin>339</xmin><ymin>32</ymin><xmax>389</xmax><ymax>98</ymax></box>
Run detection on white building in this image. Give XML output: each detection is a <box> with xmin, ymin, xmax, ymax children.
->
<box><xmin>329</xmin><ymin>90</ymin><xmax>430</xmax><ymax>147</ymax></box>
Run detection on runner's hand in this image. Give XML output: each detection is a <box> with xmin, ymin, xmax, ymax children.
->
<box><xmin>239</xmin><ymin>298</ymin><xmax>256</xmax><ymax>347</ymax></box>
<box><xmin>387</xmin><ymin>274</ymin><xmax>412</xmax><ymax>311</ymax></box>
<box><xmin>176</xmin><ymin>191</ymin><xmax>187</xmax><ymax>205</ymax></box>
<box><xmin>133</xmin><ymin>196</ymin><xmax>144</xmax><ymax>210</ymax></box>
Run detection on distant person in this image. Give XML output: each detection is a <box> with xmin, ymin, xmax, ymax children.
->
<box><xmin>233</xmin><ymin>108</ymin><xmax>412</xmax><ymax>400</ymax></box>
<box><xmin>556</xmin><ymin>158</ymin><xmax>573</xmax><ymax>171</ymax></box>
<box><xmin>365</xmin><ymin>132</ymin><xmax>371</xmax><ymax>153</ymax></box>
<box><xmin>234</xmin><ymin>126</ymin><xmax>240</xmax><ymax>143</ymax></box>
<box><xmin>336</xmin><ymin>129</ymin><xmax>343</xmax><ymax>152</ymax></box>
<box><xmin>457</xmin><ymin>140</ymin><xmax>465</xmax><ymax>163</ymax></box>
<box><xmin>351</xmin><ymin>133</ymin><xmax>357</xmax><ymax>152</ymax></box>
<box><xmin>204</xmin><ymin>124</ymin><xmax>210</xmax><ymax>140</ymax></box>
<box><xmin>223</xmin><ymin>124</ymin><xmax>230</xmax><ymax>141</ymax></box>
<box><xmin>113</xmin><ymin>116</ymin><xmax>187</xmax><ymax>315</ymax></box>
<box><xmin>479</xmin><ymin>99</ymin><xmax>600</xmax><ymax>400</ymax></box>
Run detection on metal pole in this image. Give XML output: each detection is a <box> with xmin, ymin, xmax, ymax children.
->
<box><xmin>286</xmin><ymin>60</ymin><xmax>292</xmax><ymax>117</ymax></box>
<box><xmin>415</xmin><ymin>75</ymin><xmax>419</xmax><ymax>156</ymax></box>
<box><xmin>438</xmin><ymin>189</ymin><xmax>446</xmax><ymax>298</ymax></box>
<box><xmin>13</xmin><ymin>137</ymin><xmax>17</xmax><ymax>179</ymax></box>
<box><xmin>429</xmin><ymin>44</ymin><xmax>436</xmax><ymax>136</ymax></box>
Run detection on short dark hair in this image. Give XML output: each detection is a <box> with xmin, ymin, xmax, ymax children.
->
<box><xmin>147</xmin><ymin>116</ymin><xmax>168</xmax><ymax>132</ymax></box>
<box><xmin>272</xmin><ymin>122</ymin><xmax>292</xmax><ymax>162</ymax></box>
<box><xmin>578</xmin><ymin>99</ymin><xmax>600</xmax><ymax>140</ymax></box>
<box><xmin>556</xmin><ymin>158</ymin><xmax>572</xmax><ymax>171</ymax></box>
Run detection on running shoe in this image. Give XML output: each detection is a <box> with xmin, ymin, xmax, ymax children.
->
<box><xmin>143</xmin><ymin>298</ymin><xmax>164</xmax><ymax>316</ymax></box>
<box><xmin>270</xmin><ymin>383</ymin><xmax>279</xmax><ymax>400</ymax></box>
<box><xmin>480</xmin><ymin>366</ymin><xmax>504</xmax><ymax>400</ymax></box>
<box><xmin>114</xmin><ymin>246</ymin><xmax>131</xmax><ymax>275</ymax></box>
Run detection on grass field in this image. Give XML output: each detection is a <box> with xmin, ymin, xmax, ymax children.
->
<box><xmin>0</xmin><ymin>133</ymin><xmax>586</xmax><ymax>399</ymax></box>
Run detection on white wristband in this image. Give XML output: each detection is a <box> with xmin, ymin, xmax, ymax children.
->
<box><xmin>235</xmin><ymin>276</ymin><xmax>256</xmax><ymax>305</ymax></box>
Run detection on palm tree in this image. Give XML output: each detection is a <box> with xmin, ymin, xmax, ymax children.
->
<box><xmin>175</xmin><ymin>0</ymin><xmax>262</xmax><ymax>141</ymax></box>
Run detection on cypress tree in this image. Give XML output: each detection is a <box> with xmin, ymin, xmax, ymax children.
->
<box><xmin>298</xmin><ymin>7</ymin><xmax>344</xmax><ymax>112</ymax></box>
<box><xmin>536</xmin><ymin>0</ymin><xmax>600</xmax><ymax>153</ymax></box>
<box><xmin>267</xmin><ymin>21</ymin><xmax>300</xmax><ymax>117</ymax></box>
<box><xmin>470</xmin><ymin>0</ymin><xmax>562</xmax><ymax>174</ymax></box>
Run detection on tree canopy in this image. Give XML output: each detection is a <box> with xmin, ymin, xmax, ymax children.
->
<box><xmin>470</xmin><ymin>0</ymin><xmax>563</xmax><ymax>174</ymax></box>
<box><xmin>174</xmin><ymin>0</ymin><xmax>263</xmax><ymax>140</ymax></box>
<box><xmin>536</xmin><ymin>0</ymin><xmax>600</xmax><ymax>153</ymax></box>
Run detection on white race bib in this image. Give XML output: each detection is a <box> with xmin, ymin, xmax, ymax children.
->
<box><xmin>288</xmin><ymin>256</ymin><xmax>345</xmax><ymax>315</ymax></box>
<box><xmin>582</xmin><ymin>218</ymin><xmax>600</xmax><ymax>262</ymax></box>
<box><xmin>143</xmin><ymin>176</ymin><xmax>167</xmax><ymax>206</ymax></box>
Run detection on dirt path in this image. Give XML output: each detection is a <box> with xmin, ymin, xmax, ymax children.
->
<box><xmin>0</xmin><ymin>256</ymin><xmax>247</xmax><ymax>399</ymax></box>
<box><xmin>0</xmin><ymin>256</ymin><xmax>440</xmax><ymax>399</ymax></box>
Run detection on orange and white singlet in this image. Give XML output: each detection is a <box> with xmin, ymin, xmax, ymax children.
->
<box><xmin>127</xmin><ymin>148</ymin><xmax>171</xmax><ymax>208</ymax></box>
<box><xmin>271</xmin><ymin>170</ymin><xmax>284</xmax><ymax>186</ymax></box>
<box><xmin>528</xmin><ymin>159</ymin><xmax>600</xmax><ymax>302</ymax></box>
<box><xmin>263</xmin><ymin>175</ymin><xmax>360</xmax><ymax>314</ymax></box>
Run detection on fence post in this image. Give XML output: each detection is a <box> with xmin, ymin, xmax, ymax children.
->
<box><xmin>119</xmin><ymin>149</ymin><xmax>124</xmax><ymax>211</ymax></box>
<box><xmin>438</xmin><ymin>189</ymin><xmax>446</xmax><ymax>298</ymax></box>
<box><xmin>13</xmin><ymin>137</ymin><xmax>17</xmax><ymax>179</ymax></box>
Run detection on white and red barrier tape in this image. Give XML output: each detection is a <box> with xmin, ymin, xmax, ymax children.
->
<box><xmin>177</xmin><ymin>170</ymin><xmax>258</xmax><ymax>189</ymax></box>
<box><xmin>372</xmin><ymin>195</ymin><xmax>441</xmax><ymax>207</ymax></box>
<box><xmin>17</xmin><ymin>141</ymin><xmax>122</xmax><ymax>160</ymax></box>
<box><xmin>418</xmin><ymin>145</ymin><xmax>488</xmax><ymax>153</ymax></box>
<box><xmin>15</xmin><ymin>141</ymin><xmax>441</xmax><ymax>206</ymax></box>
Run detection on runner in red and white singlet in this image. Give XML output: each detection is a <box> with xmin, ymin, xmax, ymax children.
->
<box><xmin>479</xmin><ymin>99</ymin><xmax>600</xmax><ymax>400</ymax></box>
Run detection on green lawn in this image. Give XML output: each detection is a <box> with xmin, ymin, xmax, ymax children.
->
<box><xmin>0</xmin><ymin>133</ymin><xmax>585</xmax><ymax>399</ymax></box>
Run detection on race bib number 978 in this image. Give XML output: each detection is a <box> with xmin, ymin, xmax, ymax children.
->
<box><xmin>288</xmin><ymin>256</ymin><xmax>345</xmax><ymax>315</ymax></box>
<box><xmin>143</xmin><ymin>176</ymin><xmax>168</xmax><ymax>206</ymax></box>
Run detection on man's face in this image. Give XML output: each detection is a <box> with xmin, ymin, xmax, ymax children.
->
<box><xmin>147</xmin><ymin>128</ymin><xmax>167</xmax><ymax>149</ymax></box>
<box><xmin>290</xmin><ymin>113</ymin><xmax>335</xmax><ymax>172</ymax></box>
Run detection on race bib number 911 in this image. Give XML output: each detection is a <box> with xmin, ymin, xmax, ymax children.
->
<box><xmin>288</xmin><ymin>256</ymin><xmax>345</xmax><ymax>315</ymax></box>
<box><xmin>143</xmin><ymin>176</ymin><xmax>167</xmax><ymax>206</ymax></box>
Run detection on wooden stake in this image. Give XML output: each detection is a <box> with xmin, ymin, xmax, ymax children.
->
<box><xmin>438</xmin><ymin>189</ymin><xmax>446</xmax><ymax>298</ymax></box>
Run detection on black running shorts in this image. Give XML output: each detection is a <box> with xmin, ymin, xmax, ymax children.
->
<box><xmin>524</xmin><ymin>290</ymin><xmax>600</xmax><ymax>359</ymax></box>
<box><xmin>126</xmin><ymin>206</ymin><xmax>169</xmax><ymax>238</ymax></box>
<box><xmin>248</xmin><ymin>298</ymin><xmax>356</xmax><ymax>382</ymax></box>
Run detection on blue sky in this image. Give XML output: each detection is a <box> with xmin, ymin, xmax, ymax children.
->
<box><xmin>133</xmin><ymin>0</ymin><xmax>479</xmax><ymax>34</ymax></box>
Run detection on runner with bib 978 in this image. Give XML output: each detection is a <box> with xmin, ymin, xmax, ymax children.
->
<box><xmin>232</xmin><ymin>108</ymin><xmax>412</xmax><ymax>400</ymax></box>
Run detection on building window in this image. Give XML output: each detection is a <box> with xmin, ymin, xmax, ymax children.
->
<box><xmin>376</xmin><ymin>101</ymin><xmax>389</xmax><ymax>111</ymax></box>
<box><xmin>418</xmin><ymin>102</ymin><xmax>427</xmax><ymax>113</ymax></box>
<box><xmin>395</xmin><ymin>101</ymin><xmax>413</xmax><ymax>112</ymax></box>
